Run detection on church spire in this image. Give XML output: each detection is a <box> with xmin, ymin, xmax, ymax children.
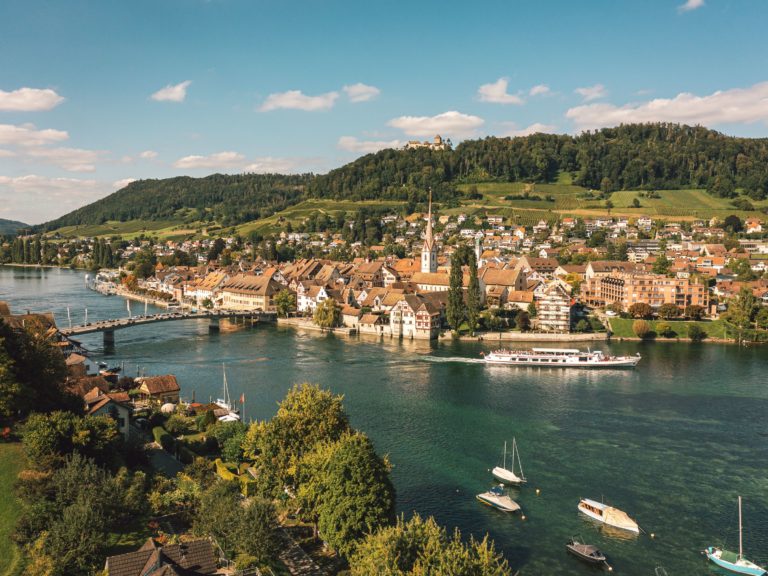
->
<box><xmin>421</xmin><ymin>189</ymin><xmax>437</xmax><ymax>273</ymax></box>
<box><xmin>424</xmin><ymin>189</ymin><xmax>434</xmax><ymax>251</ymax></box>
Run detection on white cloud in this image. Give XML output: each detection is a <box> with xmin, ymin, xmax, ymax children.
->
<box><xmin>529</xmin><ymin>84</ymin><xmax>551</xmax><ymax>97</ymax></box>
<box><xmin>0</xmin><ymin>123</ymin><xmax>69</xmax><ymax>147</ymax></box>
<box><xmin>139</xmin><ymin>150</ymin><xmax>158</xmax><ymax>159</ymax></box>
<box><xmin>113</xmin><ymin>178</ymin><xmax>137</xmax><ymax>190</ymax></box>
<box><xmin>388</xmin><ymin>111</ymin><xmax>484</xmax><ymax>138</ymax></box>
<box><xmin>343</xmin><ymin>83</ymin><xmax>381</xmax><ymax>103</ymax></box>
<box><xmin>150</xmin><ymin>80</ymin><xmax>192</xmax><ymax>103</ymax></box>
<box><xmin>0</xmin><ymin>175</ymin><xmax>104</xmax><ymax>223</ymax></box>
<box><xmin>0</xmin><ymin>88</ymin><xmax>64</xmax><ymax>112</ymax></box>
<box><xmin>243</xmin><ymin>157</ymin><xmax>306</xmax><ymax>173</ymax></box>
<box><xmin>501</xmin><ymin>122</ymin><xmax>558</xmax><ymax>137</ymax></box>
<box><xmin>679</xmin><ymin>0</ymin><xmax>704</xmax><ymax>12</ymax></box>
<box><xmin>259</xmin><ymin>90</ymin><xmax>339</xmax><ymax>112</ymax></box>
<box><xmin>566</xmin><ymin>81</ymin><xmax>768</xmax><ymax>130</ymax></box>
<box><xmin>0</xmin><ymin>149</ymin><xmax>16</xmax><ymax>158</ymax></box>
<box><xmin>173</xmin><ymin>151</ymin><xmax>245</xmax><ymax>170</ymax></box>
<box><xmin>337</xmin><ymin>136</ymin><xmax>402</xmax><ymax>154</ymax></box>
<box><xmin>25</xmin><ymin>147</ymin><xmax>104</xmax><ymax>172</ymax></box>
<box><xmin>477</xmin><ymin>78</ymin><xmax>525</xmax><ymax>105</ymax></box>
<box><xmin>575</xmin><ymin>84</ymin><xmax>607</xmax><ymax>102</ymax></box>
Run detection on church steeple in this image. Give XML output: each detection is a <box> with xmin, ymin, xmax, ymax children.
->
<box><xmin>421</xmin><ymin>190</ymin><xmax>437</xmax><ymax>273</ymax></box>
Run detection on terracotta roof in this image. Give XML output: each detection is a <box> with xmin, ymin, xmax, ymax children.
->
<box><xmin>222</xmin><ymin>274</ymin><xmax>281</xmax><ymax>296</ymax></box>
<box><xmin>67</xmin><ymin>375</ymin><xmax>110</xmax><ymax>398</ymax></box>
<box><xmin>65</xmin><ymin>353</ymin><xmax>88</xmax><ymax>366</ymax></box>
<box><xmin>0</xmin><ymin>301</ymin><xmax>10</xmax><ymax>316</ymax></box>
<box><xmin>105</xmin><ymin>538</ymin><xmax>218</xmax><ymax>576</ymax></box>
<box><xmin>137</xmin><ymin>375</ymin><xmax>180</xmax><ymax>394</ymax></box>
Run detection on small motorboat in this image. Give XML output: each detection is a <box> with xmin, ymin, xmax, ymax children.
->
<box><xmin>476</xmin><ymin>485</ymin><xmax>521</xmax><ymax>513</ymax></box>
<box><xmin>566</xmin><ymin>537</ymin><xmax>611</xmax><ymax>569</ymax></box>
<box><xmin>578</xmin><ymin>498</ymin><xmax>640</xmax><ymax>533</ymax></box>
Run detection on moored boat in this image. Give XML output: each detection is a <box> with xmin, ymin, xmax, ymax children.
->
<box><xmin>492</xmin><ymin>438</ymin><xmax>526</xmax><ymax>485</ymax></box>
<box><xmin>566</xmin><ymin>537</ymin><xmax>611</xmax><ymax>569</ymax></box>
<box><xmin>705</xmin><ymin>497</ymin><xmax>766</xmax><ymax>576</ymax></box>
<box><xmin>578</xmin><ymin>498</ymin><xmax>639</xmax><ymax>533</ymax></box>
<box><xmin>476</xmin><ymin>485</ymin><xmax>521</xmax><ymax>513</ymax></box>
<box><xmin>483</xmin><ymin>347</ymin><xmax>640</xmax><ymax>368</ymax></box>
<box><xmin>215</xmin><ymin>364</ymin><xmax>240</xmax><ymax>421</ymax></box>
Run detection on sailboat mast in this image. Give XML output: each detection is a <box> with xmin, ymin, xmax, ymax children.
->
<box><xmin>739</xmin><ymin>496</ymin><xmax>743</xmax><ymax>559</ymax></box>
<box><xmin>222</xmin><ymin>363</ymin><xmax>229</xmax><ymax>406</ymax></box>
<box><xmin>502</xmin><ymin>441</ymin><xmax>507</xmax><ymax>470</ymax></box>
<box><xmin>514</xmin><ymin>437</ymin><xmax>524</xmax><ymax>478</ymax></box>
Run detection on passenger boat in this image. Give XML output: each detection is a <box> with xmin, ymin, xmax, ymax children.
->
<box><xmin>483</xmin><ymin>348</ymin><xmax>640</xmax><ymax>368</ymax></box>
<box><xmin>578</xmin><ymin>498</ymin><xmax>639</xmax><ymax>533</ymax></box>
<box><xmin>705</xmin><ymin>497</ymin><xmax>766</xmax><ymax>575</ymax></box>
<box><xmin>566</xmin><ymin>537</ymin><xmax>611</xmax><ymax>569</ymax></box>
<box><xmin>476</xmin><ymin>485</ymin><xmax>521</xmax><ymax>513</ymax></box>
<box><xmin>492</xmin><ymin>438</ymin><xmax>526</xmax><ymax>485</ymax></box>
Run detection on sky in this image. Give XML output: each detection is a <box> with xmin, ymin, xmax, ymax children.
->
<box><xmin>2</xmin><ymin>0</ymin><xmax>768</xmax><ymax>224</ymax></box>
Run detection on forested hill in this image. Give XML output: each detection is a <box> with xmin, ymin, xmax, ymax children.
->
<box><xmin>310</xmin><ymin>123</ymin><xmax>768</xmax><ymax>201</ymax></box>
<box><xmin>39</xmin><ymin>173</ymin><xmax>313</xmax><ymax>231</ymax></box>
<box><xmin>39</xmin><ymin>123</ymin><xmax>768</xmax><ymax>231</ymax></box>
<box><xmin>0</xmin><ymin>218</ymin><xmax>29</xmax><ymax>235</ymax></box>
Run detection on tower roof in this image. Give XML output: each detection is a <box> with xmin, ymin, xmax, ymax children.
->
<box><xmin>423</xmin><ymin>191</ymin><xmax>435</xmax><ymax>251</ymax></box>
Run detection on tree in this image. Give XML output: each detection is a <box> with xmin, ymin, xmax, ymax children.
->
<box><xmin>275</xmin><ymin>289</ymin><xmax>296</xmax><ymax>318</ymax></box>
<box><xmin>687</xmin><ymin>324</ymin><xmax>707</xmax><ymax>342</ymax></box>
<box><xmin>351</xmin><ymin>513</ymin><xmax>512</xmax><ymax>576</ymax></box>
<box><xmin>632</xmin><ymin>197</ymin><xmax>641</xmax><ymax>208</ymax></box>
<box><xmin>132</xmin><ymin>247</ymin><xmax>156</xmax><ymax>279</ymax></box>
<box><xmin>755</xmin><ymin>307</ymin><xmax>768</xmax><ymax>330</ymax></box>
<box><xmin>574</xmin><ymin>319</ymin><xmax>591</xmax><ymax>333</ymax></box>
<box><xmin>658</xmin><ymin>303</ymin><xmax>680</xmax><ymax>320</ymax></box>
<box><xmin>208</xmin><ymin>238</ymin><xmax>226</xmax><ymax>262</ymax></box>
<box><xmin>446</xmin><ymin>246</ymin><xmax>465</xmax><ymax>331</ymax></box>
<box><xmin>466</xmin><ymin>250</ymin><xmax>481</xmax><ymax>334</ymax></box>
<box><xmin>730</xmin><ymin>259</ymin><xmax>756</xmax><ymax>282</ymax></box>
<box><xmin>633</xmin><ymin>319</ymin><xmax>651</xmax><ymax>339</ymax></box>
<box><xmin>194</xmin><ymin>480</ymin><xmax>279</xmax><ymax>564</ymax></box>
<box><xmin>527</xmin><ymin>301</ymin><xmax>537</xmax><ymax>318</ymax></box>
<box><xmin>725</xmin><ymin>286</ymin><xmax>758</xmax><ymax>330</ymax></box>
<box><xmin>685</xmin><ymin>304</ymin><xmax>706</xmax><ymax>320</ymax></box>
<box><xmin>316</xmin><ymin>432</ymin><xmax>395</xmax><ymax>557</ymax></box>
<box><xmin>313</xmin><ymin>297</ymin><xmax>341</xmax><ymax>329</ymax></box>
<box><xmin>515</xmin><ymin>310</ymin><xmax>531</xmax><ymax>331</ymax></box>
<box><xmin>628</xmin><ymin>303</ymin><xmax>653</xmax><ymax>319</ymax></box>
<box><xmin>652</xmin><ymin>253</ymin><xmax>671</xmax><ymax>275</ymax></box>
<box><xmin>244</xmin><ymin>384</ymin><xmax>350</xmax><ymax>493</ymax></box>
<box><xmin>723</xmin><ymin>215</ymin><xmax>743</xmax><ymax>233</ymax></box>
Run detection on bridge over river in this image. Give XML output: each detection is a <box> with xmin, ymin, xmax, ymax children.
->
<box><xmin>59</xmin><ymin>310</ymin><xmax>276</xmax><ymax>347</ymax></box>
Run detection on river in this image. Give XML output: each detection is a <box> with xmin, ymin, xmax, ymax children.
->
<box><xmin>1</xmin><ymin>266</ymin><xmax>766</xmax><ymax>575</ymax></box>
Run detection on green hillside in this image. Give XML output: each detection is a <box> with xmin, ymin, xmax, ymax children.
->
<box><xmin>35</xmin><ymin>123</ymin><xmax>768</xmax><ymax>238</ymax></box>
<box><xmin>0</xmin><ymin>219</ymin><xmax>29</xmax><ymax>236</ymax></box>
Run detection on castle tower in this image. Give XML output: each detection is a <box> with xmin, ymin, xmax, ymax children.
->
<box><xmin>421</xmin><ymin>191</ymin><xmax>437</xmax><ymax>273</ymax></box>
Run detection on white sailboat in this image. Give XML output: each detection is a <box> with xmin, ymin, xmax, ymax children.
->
<box><xmin>492</xmin><ymin>438</ymin><xmax>526</xmax><ymax>485</ymax></box>
<box><xmin>215</xmin><ymin>364</ymin><xmax>240</xmax><ymax>422</ymax></box>
<box><xmin>705</xmin><ymin>496</ymin><xmax>766</xmax><ymax>576</ymax></box>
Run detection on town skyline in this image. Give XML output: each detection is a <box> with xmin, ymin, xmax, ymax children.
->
<box><xmin>3</xmin><ymin>0</ymin><xmax>768</xmax><ymax>223</ymax></box>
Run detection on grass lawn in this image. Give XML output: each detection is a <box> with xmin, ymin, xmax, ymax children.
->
<box><xmin>0</xmin><ymin>443</ymin><xmax>25</xmax><ymax>576</ymax></box>
<box><xmin>609</xmin><ymin>317</ymin><xmax>726</xmax><ymax>340</ymax></box>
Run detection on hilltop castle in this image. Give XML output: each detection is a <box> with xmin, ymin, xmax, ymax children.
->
<box><xmin>404</xmin><ymin>134</ymin><xmax>451</xmax><ymax>151</ymax></box>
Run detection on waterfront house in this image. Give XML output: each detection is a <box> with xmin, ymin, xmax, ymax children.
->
<box><xmin>220</xmin><ymin>274</ymin><xmax>282</xmax><ymax>312</ymax></box>
<box><xmin>389</xmin><ymin>294</ymin><xmax>442</xmax><ymax>340</ymax></box>
<box><xmin>104</xmin><ymin>537</ymin><xmax>220</xmax><ymax>576</ymax></box>
<box><xmin>535</xmin><ymin>279</ymin><xmax>573</xmax><ymax>333</ymax></box>
<box><xmin>87</xmin><ymin>393</ymin><xmax>131</xmax><ymax>440</ymax></box>
<box><xmin>135</xmin><ymin>375</ymin><xmax>180</xmax><ymax>405</ymax></box>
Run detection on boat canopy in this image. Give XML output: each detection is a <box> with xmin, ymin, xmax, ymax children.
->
<box><xmin>581</xmin><ymin>498</ymin><xmax>608</xmax><ymax>511</ymax></box>
<box><xmin>531</xmin><ymin>348</ymin><xmax>582</xmax><ymax>354</ymax></box>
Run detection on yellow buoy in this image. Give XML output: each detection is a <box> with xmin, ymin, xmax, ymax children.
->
<box><xmin>521</xmin><ymin>515</ymin><xmax>526</xmax><ymax>520</ymax></box>
<box><xmin>536</xmin><ymin>488</ymin><xmax>541</xmax><ymax>495</ymax></box>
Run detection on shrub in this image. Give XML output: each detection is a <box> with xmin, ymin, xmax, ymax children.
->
<box><xmin>658</xmin><ymin>303</ymin><xmax>680</xmax><ymax>320</ymax></box>
<box><xmin>165</xmin><ymin>414</ymin><xmax>195</xmax><ymax>436</ymax></box>
<box><xmin>574</xmin><ymin>319</ymin><xmax>591</xmax><ymax>333</ymax></box>
<box><xmin>633</xmin><ymin>320</ymin><xmax>651</xmax><ymax>339</ymax></box>
<box><xmin>152</xmin><ymin>426</ymin><xmax>175</xmax><ymax>451</ymax></box>
<box><xmin>685</xmin><ymin>305</ymin><xmax>706</xmax><ymax>320</ymax></box>
<box><xmin>656</xmin><ymin>322</ymin><xmax>675</xmax><ymax>338</ymax></box>
<box><xmin>688</xmin><ymin>324</ymin><xmax>707</xmax><ymax>342</ymax></box>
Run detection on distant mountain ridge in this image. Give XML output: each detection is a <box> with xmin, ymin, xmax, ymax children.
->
<box><xmin>38</xmin><ymin>123</ymin><xmax>768</xmax><ymax>232</ymax></box>
<box><xmin>0</xmin><ymin>218</ymin><xmax>29</xmax><ymax>235</ymax></box>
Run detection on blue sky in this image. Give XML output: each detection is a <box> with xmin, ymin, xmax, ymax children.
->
<box><xmin>1</xmin><ymin>0</ymin><xmax>767</xmax><ymax>224</ymax></box>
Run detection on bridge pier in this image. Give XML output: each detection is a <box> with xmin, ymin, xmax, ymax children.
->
<box><xmin>209</xmin><ymin>317</ymin><xmax>220</xmax><ymax>332</ymax></box>
<box><xmin>103</xmin><ymin>329</ymin><xmax>115</xmax><ymax>349</ymax></box>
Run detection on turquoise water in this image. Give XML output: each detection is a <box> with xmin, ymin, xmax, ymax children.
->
<box><xmin>2</xmin><ymin>266</ymin><xmax>767</xmax><ymax>575</ymax></box>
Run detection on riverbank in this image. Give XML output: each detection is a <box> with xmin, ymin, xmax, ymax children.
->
<box><xmin>277</xmin><ymin>317</ymin><xmax>356</xmax><ymax>335</ymax></box>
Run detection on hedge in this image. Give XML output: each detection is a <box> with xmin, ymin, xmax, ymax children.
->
<box><xmin>153</xmin><ymin>426</ymin><xmax>175</xmax><ymax>452</ymax></box>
